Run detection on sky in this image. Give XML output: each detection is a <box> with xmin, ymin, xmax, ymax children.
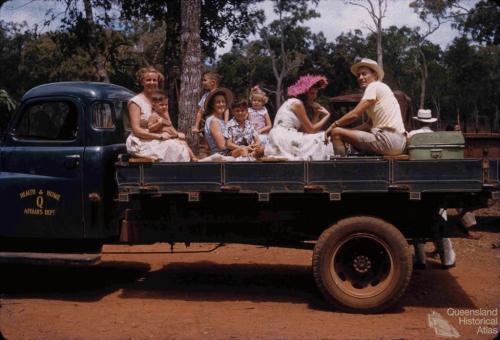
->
<box><xmin>0</xmin><ymin>0</ymin><xmax>474</xmax><ymax>56</ymax></box>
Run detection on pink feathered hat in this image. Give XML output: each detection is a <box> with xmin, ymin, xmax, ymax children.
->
<box><xmin>287</xmin><ymin>75</ymin><xmax>328</xmax><ymax>97</ymax></box>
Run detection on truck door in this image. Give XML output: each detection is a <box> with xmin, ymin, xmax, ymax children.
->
<box><xmin>0</xmin><ymin>97</ymin><xmax>85</xmax><ymax>239</ymax></box>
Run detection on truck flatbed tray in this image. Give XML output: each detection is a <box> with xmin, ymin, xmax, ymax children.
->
<box><xmin>116</xmin><ymin>158</ymin><xmax>499</xmax><ymax>197</ymax></box>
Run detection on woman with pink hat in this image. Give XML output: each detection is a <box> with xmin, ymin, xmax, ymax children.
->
<box><xmin>264</xmin><ymin>75</ymin><xmax>333</xmax><ymax>160</ymax></box>
<box><xmin>326</xmin><ymin>58</ymin><xmax>406</xmax><ymax>156</ymax></box>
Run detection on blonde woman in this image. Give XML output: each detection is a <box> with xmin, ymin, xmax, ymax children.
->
<box><xmin>126</xmin><ymin>66</ymin><xmax>192</xmax><ymax>162</ymax></box>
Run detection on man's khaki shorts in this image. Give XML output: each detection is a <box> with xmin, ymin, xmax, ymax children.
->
<box><xmin>352</xmin><ymin>128</ymin><xmax>407</xmax><ymax>156</ymax></box>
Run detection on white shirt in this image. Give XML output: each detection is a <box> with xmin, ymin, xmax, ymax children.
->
<box><xmin>408</xmin><ymin>126</ymin><xmax>433</xmax><ymax>139</ymax></box>
<box><xmin>362</xmin><ymin>81</ymin><xmax>406</xmax><ymax>134</ymax></box>
<box><xmin>198</xmin><ymin>92</ymin><xmax>210</xmax><ymax>109</ymax></box>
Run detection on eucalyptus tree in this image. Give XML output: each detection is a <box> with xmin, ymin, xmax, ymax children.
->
<box><xmin>344</xmin><ymin>0</ymin><xmax>389</xmax><ymax>69</ymax></box>
<box><xmin>456</xmin><ymin>0</ymin><xmax>499</xmax><ymax>46</ymax></box>
<box><xmin>411</xmin><ymin>0</ymin><xmax>499</xmax><ymax>131</ymax></box>
<box><xmin>120</xmin><ymin>0</ymin><xmax>264</xmax><ymax>124</ymax></box>
<box><xmin>38</xmin><ymin>0</ymin><xmax>115</xmax><ymax>82</ymax></box>
<box><xmin>453</xmin><ymin>0</ymin><xmax>499</xmax><ymax>132</ymax></box>
<box><xmin>257</xmin><ymin>0</ymin><xmax>320</xmax><ymax>108</ymax></box>
<box><xmin>409</xmin><ymin>0</ymin><xmax>468</xmax><ymax>110</ymax></box>
<box><xmin>178</xmin><ymin>0</ymin><xmax>201</xmax><ymax>145</ymax></box>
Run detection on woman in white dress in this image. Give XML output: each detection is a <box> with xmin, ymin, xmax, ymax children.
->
<box><xmin>264</xmin><ymin>75</ymin><xmax>333</xmax><ymax>160</ymax></box>
<box><xmin>126</xmin><ymin>66</ymin><xmax>193</xmax><ymax>162</ymax></box>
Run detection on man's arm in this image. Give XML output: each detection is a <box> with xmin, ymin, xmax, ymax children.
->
<box><xmin>324</xmin><ymin>99</ymin><xmax>374</xmax><ymax>137</ymax></box>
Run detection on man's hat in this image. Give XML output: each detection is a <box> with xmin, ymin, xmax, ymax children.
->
<box><xmin>413</xmin><ymin>109</ymin><xmax>437</xmax><ymax>123</ymax></box>
<box><xmin>351</xmin><ymin>58</ymin><xmax>384</xmax><ymax>81</ymax></box>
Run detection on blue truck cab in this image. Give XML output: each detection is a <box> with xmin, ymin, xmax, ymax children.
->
<box><xmin>0</xmin><ymin>82</ymin><xmax>133</xmax><ymax>254</ymax></box>
<box><xmin>1</xmin><ymin>81</ymin><xmax>498</xmax><ymax>313</ymax></box>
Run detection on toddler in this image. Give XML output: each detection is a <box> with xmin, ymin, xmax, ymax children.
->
<box><xmin>149</xmin><ymin>91</ymin><xmax>197</xmax><ymax>161</ymax></box>
<box><xmin>148</xmin><ymin>91</ymin><xmax>184</xmax><ymax>139</ymax></box>
<box><xmin>248</xmin><ymin>85</ymin><xmax>272</xmax><ymax>145</ymax></box>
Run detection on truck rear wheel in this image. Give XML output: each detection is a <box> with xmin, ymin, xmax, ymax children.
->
<box><xmin>312</xmin><ymin>216</ymin><xmax>412</xmax><ymax>313</ymax></box>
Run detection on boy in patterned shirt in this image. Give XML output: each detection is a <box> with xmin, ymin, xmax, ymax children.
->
<box><xmin>225</xmin><ymin>99</ymin><xmax>262</xmax><ymax>158</ymax></box>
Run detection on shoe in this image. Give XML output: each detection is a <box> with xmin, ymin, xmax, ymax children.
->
<box><xmin>441</xmin><ymin>262</ymin><xmax>456</xmax><ymax>269</ymax></box>
<box><xmin>461</xmin><ymin>211</ymin><xmax>477</xmax><ymax>228</ymax></box>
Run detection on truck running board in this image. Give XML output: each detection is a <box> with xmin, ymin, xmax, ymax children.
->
<box><xmin>0</xmin><ymin>252</ymin><xmax>101</xmax><ymax>266</ymax></box>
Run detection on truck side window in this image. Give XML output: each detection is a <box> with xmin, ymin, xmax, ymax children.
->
<box><xmin>15</xmin><ymin>101</ymin><xmax>78</xmax><ymax>141</ymax></box>
<box><xmin>92</xmin><ymin>102</ymin><xmax>115</xmax><ymax>129</ymax></box>
<box><xmin>116</xmin><ymin>101</ymin><xmax>131</xmax><ymax>132</ymax></box>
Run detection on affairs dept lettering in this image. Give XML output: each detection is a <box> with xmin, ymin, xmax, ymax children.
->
<box><xmin>19</xmin><ymin>188</ymin><xmax>61</xmax><ymax>217</ymax></box>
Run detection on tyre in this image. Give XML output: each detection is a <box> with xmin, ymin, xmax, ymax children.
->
<box><xmin>312</xmin><ymin>216</ymin><xmax>412</xmax><ymax>313</ymax></box>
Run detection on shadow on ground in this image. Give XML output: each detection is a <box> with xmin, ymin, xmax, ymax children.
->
<box><xmin>3</xmin><ymin>228</ymin><xmax>489</xmax><ymax>311</ymax></box>
<box><xmin>115</xmin><ymin>260</ymin><xmax>477</xmax><ymax>312</ymax></box>
<box><xmin>1</xmin><ymin>256</ymin><xmax>478</xmax><ymax>312</ymax></box>
<box><xmin>0</xmin><ymin>261</ymin><xmax>150</xmax><ymax>302</ymax></box>
<box><xmin>473</xmin><ymin>216</ymin><xmax>500</xmax><ymax>233</ymax></box>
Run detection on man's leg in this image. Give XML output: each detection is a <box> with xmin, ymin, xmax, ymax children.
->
<box><xmin>414</xmin><ymin>240</ymin><xmax>427</xmax><ymax>269</ymax></box>
<box><xmin>331</xmin><ymin>127</ymin><xmax>405</xmax><ymax>156</ymax></box>
<box><xmin>434</xmin><ymin>209</ymin><xmax>456</xmax><ymax>269</ymax></box>
<box><xmin>331</xmin><ymin>127</ymin><xmax>380</xmax><ymax>155</ymax></box>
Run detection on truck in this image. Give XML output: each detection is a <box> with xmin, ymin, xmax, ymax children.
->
<box><xmin>1</xmin><ymin>82</ymin><xmax>498</xmax><ymax>313</ymax></box>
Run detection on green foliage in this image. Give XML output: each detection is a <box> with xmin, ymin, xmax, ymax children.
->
<box><xmin>0</xmin><ymin>89</ymin><xmax>16</xmax><ymax>111</ymax></box>
<box><xmin>0</xmin><ymin>0</ymin><xmax>498</xmax><ymax>132</ymax></box>
<box><xmin>120</xmin><ymin>0</ymin><xmax>265</xmax><ymax>59</ymax></box>
<box><xmin>457</xmin><ymin>0</ymin><xmax>499</xmax><ymax>46</ymax></box>
<box><xmin>0</xmin><ymin>21</ymin><xmax>33</xmax><ymax>99</ymax></box>
<box><xmin>444</xmin><ymin>35</ymin><xmax>499</xmax><ymax>131</ymax></box>
<box><xmin>0</xmin><ymin>89</ymin><xmax>16</xmax><ymax>134</ymax></box>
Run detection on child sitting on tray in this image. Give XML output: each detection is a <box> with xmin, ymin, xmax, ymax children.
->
<box><xmin>225</xmin><ymin>98</ymin><xmax>263</xmax><ymax>159</ymax></box>
<box><xmin>148</xmin><ymin>90</ymin><xmax>197</xmax><ymax>161</ymax></box>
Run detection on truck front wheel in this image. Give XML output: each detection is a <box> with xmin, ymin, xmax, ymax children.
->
<box><xmin>312</xmin><ymin>216</ymin><xmax>412</xmax><ymax>313</ymax></box>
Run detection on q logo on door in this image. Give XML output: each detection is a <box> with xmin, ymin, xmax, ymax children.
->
<box><xmin>36</xmin><ymin>191</ymin><xmax>44</xmax><ymax>209</ymax></box>
<box><xmin>19</xmin><ymin>189</ymin><xmax>60</xmax><ymax>216</ymax></box>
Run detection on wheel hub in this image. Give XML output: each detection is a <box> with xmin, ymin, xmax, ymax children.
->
<box><xmin>353</xmin><ymin>255</ymin><xmax>372</xmax><ymax>273</ymax></box>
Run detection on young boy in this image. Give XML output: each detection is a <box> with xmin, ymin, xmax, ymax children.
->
<box><xmin>225</xmin><ymin>99</ymin><xmax>262</xmax><ymax>158</ymax></box>
<box><xmin>192</xmin><ymin>71</ymin><xmax>226</xmax><ymax>133</ymax></box>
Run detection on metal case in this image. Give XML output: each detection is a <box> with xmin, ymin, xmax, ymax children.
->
<box><xmin>407</xmin><ymin>131</ymin><xmax>465</xmax><ymax>160</ymax></box>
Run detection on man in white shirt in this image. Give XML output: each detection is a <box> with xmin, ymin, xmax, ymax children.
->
<box><xmin>326</xmin><ymin>58</ymin><xmax>406</xmax><ymax>156</ymax></box>
<box><xmin>410</xmin><ymin>109</ymin><xmax>456</xmax><ymax>269</ymax></box>
<box><xmin>407</xmin><ymin>109</ymin><xmax>436</xmax><ymax>138</ymax></box>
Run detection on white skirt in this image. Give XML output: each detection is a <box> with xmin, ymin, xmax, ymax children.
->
<box><xmin>264</xmin><ymin>126</ymin><xmax>333</xmax><ymax>161</ymax></box>
<box><xmin>126</xmin><ymin>135</ymin><xmax>190</xmax><ymax>162</ymax></box>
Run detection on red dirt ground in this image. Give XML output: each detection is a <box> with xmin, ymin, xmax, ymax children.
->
<box><xmin>1</xmin><ymin>208</ymin><xmax>499</xmax><ymax>339</ymax></box>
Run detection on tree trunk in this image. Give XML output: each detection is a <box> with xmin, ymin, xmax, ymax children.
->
<box><xmin>347</xmin><ymin>0</ymin><xmax>386</xmax><ymax>69</ymax></box>
<box><xmin>164</xmin><ymin>0</ymin><xmax>181</xmax><ymax>127</ymax></box>
<box><xmin>276</xmin><ymin>77</ymin><xmax>283</xmax><ymax>109</ymax></box>
<box><xmin>494</xmin><ymin>105</ymin><xmax>499</xmax><ymax>133</ymax></box>
<box><xmin>418</xmin><ymin>47</ymin><xmax>427</xmax><ymax>110</ymax></box>
<box><xmin>377</xmin><ymin>19</ymin><xmax>383</xmax><ymax>69</ymax></box>
<box><xmin>179</xmin><ymin>0</ymin><xmax>202</xmax><ymax>148</ymax></box>
<box><xmin>432</xmin><ymin>95</ymin><xmax>441</xmax><ymax>130</ymax></box>
<box><xmin>83</xmin><ymin>0</ymin><xmax>109</xmax><ymax>82</ymax></box>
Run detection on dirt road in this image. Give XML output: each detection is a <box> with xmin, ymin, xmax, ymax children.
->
<box><xmin>1</xmin><ymin>215</ymin><xmax>499</xmax><ymax>339</ymax></box>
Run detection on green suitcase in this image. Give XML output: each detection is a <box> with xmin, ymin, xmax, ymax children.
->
<box><xmin>407</xmin><ymin>131</ymin><xmax>465</xmax><ymax>160</ymax></box>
